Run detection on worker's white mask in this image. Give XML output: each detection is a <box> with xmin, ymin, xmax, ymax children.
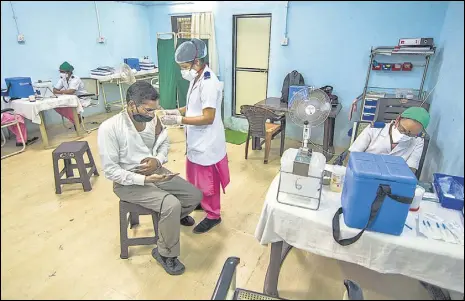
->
<box><xmin>60</xmin><ymin>73</ymin><xmax>68</xmax><ymax>80</ymax></box>
<box><xmin>181</xmin><ymin>69</ymin><xmax>197</xmax><ymax>81</ymax></box>
<box><xmin>392</xmin><ymin>126</ymin><xmax>411</xmax><ymax>143</ymax></box>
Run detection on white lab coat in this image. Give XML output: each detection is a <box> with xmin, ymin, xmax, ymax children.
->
<box><xmin>349</xmin><ymin>121</ymin><xmax>424</xmax><ymax>170</ymax></box>
<box><xmin>185</xmin><ymin>65</ymin><xmax>226</xmax><ymax>166</ymax></box>
<box><xmin>55</xmin><ymin>75</ymin><xmax>90</xmax><ymax>107</ymax></box>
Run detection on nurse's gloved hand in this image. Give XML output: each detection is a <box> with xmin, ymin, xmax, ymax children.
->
<box><xmin>160</xmin><ymin>115</ymin><xmax>183</xmax><ymax>125</ymax></box>
<box><xmin>163</xmin><ymin>109</ymin><xmax>181</xmax><ymax>116</ymax></box>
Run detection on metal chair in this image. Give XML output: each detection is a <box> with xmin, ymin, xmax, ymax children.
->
<box><xmin>211</xmin><ymin>257</ymin><xmax>364</xmax><ymax>300</ymax></box>
<box><xmin>240</xmin><ymin>105</ymin><xmax>286</xmax><ymax>164</ymax></box>
<box><xmin>1</xmin><ymin>108</ymin><xmax>26</xmax><ymax>159</ymax></box>
<box><xmin>150</xmin><ymin>76</ymin><xmax>159</xmax><ymax>90</ymax></box>
<box><xmin>375</xmin><ymin>98</ymin><xmax>430</xmax><ymax>123</ymax></box>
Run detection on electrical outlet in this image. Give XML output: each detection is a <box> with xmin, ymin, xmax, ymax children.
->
<box><xmin>281</xmin><ymin>37</ymin><xmax>289</xmax><ymax>46</ymax></box>
<box><xmin>97</xmin><ymin>36</ymin><xmax>105</xmax><ymax>44</ymax></box>
<box><xmin>17</xmin><ymin>34</ymin><xmax>25</xmax><ymax>43</ymax></box>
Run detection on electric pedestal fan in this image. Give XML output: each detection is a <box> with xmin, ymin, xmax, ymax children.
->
<box><xmin>277</xmin><ymin>86</ymin><xmax>332</xmax><ymax>210</ymax></box>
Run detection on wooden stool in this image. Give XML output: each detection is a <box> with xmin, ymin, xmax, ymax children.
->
<box><xmin>119</xmin><ymin>200</ymin><xmax>159</xmax><ymax>259</ymax></box>
<box><xmin>52</xmin><ymin>141</ymin><xmax>99</xmax><ymax>194</ymax></box>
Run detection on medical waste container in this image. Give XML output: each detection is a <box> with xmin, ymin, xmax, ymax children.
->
<box><xmin>341</xmin><ymin>152</ymin><xmax>417</xmax><ymax>236</ymax></box>
<box><xmin>4</xmin><ymin>77</ymin><xmax>34</xmax><ymax>99</ymax></box>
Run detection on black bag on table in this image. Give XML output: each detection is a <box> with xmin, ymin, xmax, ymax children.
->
<box><xmin>280</xmin><ymin>70</ymin><xmax>305</xmax><ymax>104</ymax></box>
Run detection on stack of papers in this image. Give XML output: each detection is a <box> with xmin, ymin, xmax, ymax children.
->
<box><xmin>140</xmin><ymin>62</ymin><xmax>157</xmax><ymax>71</ymax></box>
<box><xmin>90</xmin><ymin>66</ymin><xmax>116</xmax><ymax>76</ymax></box>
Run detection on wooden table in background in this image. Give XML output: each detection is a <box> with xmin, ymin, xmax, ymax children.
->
<box><xmin>255</xmin><ymin>97</ymin><xmax>342</xmax><ymax>160</ymax></box>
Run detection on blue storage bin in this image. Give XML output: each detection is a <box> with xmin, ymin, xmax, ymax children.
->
<box><xmin>362</xmin><ymin>113</ymin><xmax>375</xmax><ymax>121</ymax></box>
<box><xmin>288</xmin><ymin>85</ymin><xmax>307</xmax><ymax>108</ymax></box>
<box><xmin>124</xmin><ymin>58</ymin><xmax>140</xmax><ymax>71</ymax></box>
<box><xmin>363</xmin><ymin>107</ymin><xmax>377</xmax><ymax>114</ymax></box>
<box><xmin>4</xmin><ymin>77</ymin><xmax>34</xmax><ymax>99</ymax></box>
<box><xmin>433</xmin><ymin>173</ymin><xmax>464</xmax><ymax>211</ymax></box>
<box><xmin>341</xmin><ymin>152</ymin><xmax>417</xmax><ymax>236</ymax></box>
<box><xmin>364</xmin><ymin>99</ymin><xmax>378</xmax><ymax>107</ymax></box>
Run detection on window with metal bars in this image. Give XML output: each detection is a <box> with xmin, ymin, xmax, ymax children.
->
<box><xmin>171</xmin><ymin>15</ymin><xmax>192</xmax><ymax>36</ymax></box>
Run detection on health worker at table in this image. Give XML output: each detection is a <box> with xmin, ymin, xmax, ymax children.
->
<box><xmin>349</xmin><ymin>107</ymin><xmax>430</xmax><ymax>174</ymax></box>
<box><xmin>53</xmin><ymin>61</ymin><xmax>89</xmax><ymax>126</ymax></box>
<box><xmin>160</xmin><ymin>38</ymin><xmax>230</xmax><ymax>234</ymax></box>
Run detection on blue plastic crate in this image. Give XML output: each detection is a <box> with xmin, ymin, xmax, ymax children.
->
<box><xmin>433</xmin><ymin>173</ymin><xmax>464</xmax><ymax>211</ymax></box>
<box><xmin>362</xmin><ymin>113</ymin><xmax>375</xmax><ymax>121</ymax></box>
<box><xmin>363</xmin><ymin>107</ymin><xmax>377</xmax><ymax>114</ymax></box>
<box><xmin>364</xmin><ymin>99</ymin><xmax>378</xmax><ymax>107</ymax></box>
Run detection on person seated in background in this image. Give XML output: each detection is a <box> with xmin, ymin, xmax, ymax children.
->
<box><xmin>97</xmin><ymin>81</ymin><xmax>202</xmax><ymax>276</ymax></box>
<box><xmin>53</xmin><ymin>61</ymin><xmax>88</xmax><ymax>125</ymax></box>
<box><xmin>348</xmin><ymin>107</ymin><xmax>430</xmax><ymax>173</ymax></box>
<box><xmin>1</xmin><ymin>110</ymin><xmax>38</xmax><ymax>147</ymax></box>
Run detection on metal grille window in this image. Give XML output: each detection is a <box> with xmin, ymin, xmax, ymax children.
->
<box><xmin>171</xmin><ymin>15</ymin><xmax>192</xmax><ymax>35</ymax></box>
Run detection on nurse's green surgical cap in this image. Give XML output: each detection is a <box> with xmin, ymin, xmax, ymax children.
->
<box><xmin>59</xmin><ymin>61</ymin><xmax>74</xmax><ymax>72</ymax></box>
<box><xmin>401</xmin><ymin>107</ymin><xmax>430</xmax><ymax>129</ymax></box>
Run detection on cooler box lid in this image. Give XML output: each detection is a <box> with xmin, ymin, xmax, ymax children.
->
<box><xmin>348</xmin><ymin>152</ymin><xmax>417</xmax><ymax>184</ymax></box>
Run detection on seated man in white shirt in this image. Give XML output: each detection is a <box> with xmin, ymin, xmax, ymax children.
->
<box><xmin>97</xmin><ymin>81</ymin><xmax>202</xmax><ymax>276</ymax></box>
<box><xmin>349</xmin><ymin>107</ymin><xmax>430</xmax><ymax>174</ymax></box>
<box><xmin>53</xmin><ymin>61</ymin><xmax>89</xmax><ymax>125</ymax></box>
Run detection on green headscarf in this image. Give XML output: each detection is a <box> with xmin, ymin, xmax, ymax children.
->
<box><xmin>59</xmin><ymin>61</ymin><xmax>74</xmax><ymax>72</ymax></box>
<box><xmin>401</xmin><ymin>107</ymin><xmax>430</xmax><ymax>129</ymax></box>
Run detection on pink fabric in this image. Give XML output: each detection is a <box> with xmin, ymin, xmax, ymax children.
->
<box><xmin>1</xmin><ymin>112</ymin><xmax>27</xmax><ymax>143</ymax></box>
<box><xmin>54</xmin><ymin>107</ymin><xmax>75</xmax><ymax>124</ymax></box>
<box><xmin>186</xmin><ymin>155</ymin><xmax>230</xmax><ymax>220</ymax></box>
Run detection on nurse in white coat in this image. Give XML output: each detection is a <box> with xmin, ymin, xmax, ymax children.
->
<box><xmin>161</xmin><ymin>38</ymin><xmax>230</xmax><ymax>234</ymax></box>
<box><xmin>53</xmin><ymin>61</ymin><xmax>88</xmax><ymax>125</ymax></box>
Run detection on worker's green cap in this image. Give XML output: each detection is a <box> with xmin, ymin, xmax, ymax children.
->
<box><xmin>401</xmin><ymin>107</ymin><xmax>430</xmax><ymax>129</ymax></box>
<box><xmin>59</xmin><ymin>61</ymin><xmax>74</xmax><ymax>72</ymax></box>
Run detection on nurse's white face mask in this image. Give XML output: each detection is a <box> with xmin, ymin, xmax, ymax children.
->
<box><xmin>181</xmin><ymin>69</ymin><xmax>197</xmax><ymax>82</ymax></box>
<box><xmin>392</xmin><ymin>125</ymin><xmax>411</xmax><ymax>143</ymax></box>
<box><xmin>60</xmin><ymin>73</ymin><xmax>68</xmax><ymax>80</ymax></box>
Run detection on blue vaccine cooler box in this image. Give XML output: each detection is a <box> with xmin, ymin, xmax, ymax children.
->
<box><xmin>5</xmin><ymin>77</ymin><xmax>34</xmax><ymax>99</ymax></box>
<box><xmin>341</xmin><ymin>152</ymin><xmax>417</xmax><ymax>236</ymax></box>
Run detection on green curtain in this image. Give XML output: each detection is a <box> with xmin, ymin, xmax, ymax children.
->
<box><xmin>175</xmin><ymin>38</ymin><xmax>210</xmax><ymax>108</ymax></box>
<box><xmin>175</xmin><ymin>38</ymin><xmax>191</xmax><ymax>108</ymax></box>
<box><xmin>157</xmin><ymin>38</ymin><xmax>177</xmax><ymax>109</ymax></box>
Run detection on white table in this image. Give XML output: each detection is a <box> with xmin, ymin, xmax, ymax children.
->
<box><xmin>90</xmin><ymin>69</ymin><xmax>159</xmax><ymax>112</ymax></box>
<box><xmin>10</xmin><ymin>95</ymin><xmax>84</xmax><ymax>149</ymax></box>
<box><xmin>255</xmin><ymin>166</ymin><xmax>465</xmax><ymax>297</ymax></box>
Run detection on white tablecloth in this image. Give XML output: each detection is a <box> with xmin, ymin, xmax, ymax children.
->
<box><xmin>90</xmin><ymin>68</ymin><xmax>159</xmax><ymax>83</ymax></box>
<box><xmin>255</xmin><ymin>166</ymin><xmax>465</xmax><ymax>293</ymax></box>
<box><xmin>10</xmin><ymin>95</ymin><xmax>83</xmax><ymax>124</ymax></box>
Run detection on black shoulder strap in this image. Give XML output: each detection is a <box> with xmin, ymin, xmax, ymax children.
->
<box><xmin>3</xmin><ymin>83</ymin><xmax>12</xmax><ymax>104</ymax></box>
<box><xmin>332</xmin><ymin>184</ymin><xmax>412</xmax><ymax>246</ymax></box>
